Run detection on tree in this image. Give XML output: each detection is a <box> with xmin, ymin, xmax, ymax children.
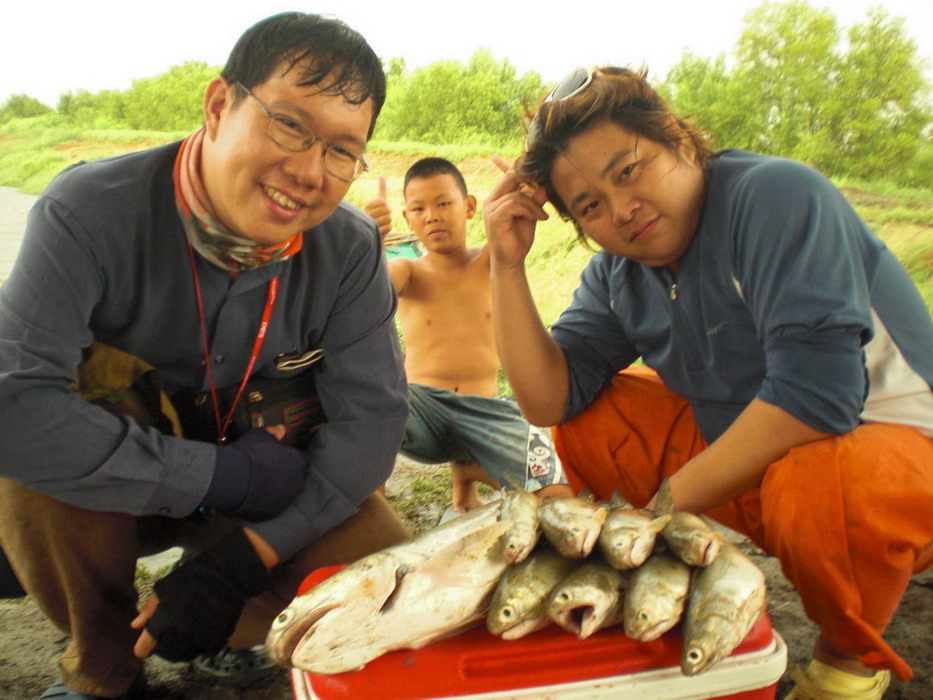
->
<box><xmin>0</xmin><ymin>94</ymin><xmax>53</xmax><ymax>124</ymax></box>
<box><xmin>375</xmin><ymin>50</ymin><xmax>543</xmax><ymax>146</ymax></box>
<box><xmin>660</xmin><ymin>1</ymin><xmax>931</xmax><ymax>183</ymax></box>
<box><xmin>121</xmin><ymin>62</ymin><xmax>218</xmax><ymax>131</ymax></box>
<box><xmin>831</xmin><ymin>9</ymin><xmax>930</xmax><ymax>179</ymax></box>
<box><xmin>730</xmin><ymin>1</ymin><xmax>841</xmax><ymax>160</ymax></box>
<box><xmin>660</xmin><ymin>53</ymin><xmax>758</xmax><ymax>152</ymax></box>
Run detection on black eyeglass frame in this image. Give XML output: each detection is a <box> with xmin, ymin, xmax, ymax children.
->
<box><xmin>235</xmin><ymin>81</ymin><xmax>369</xmax><ymax>183</ymax></box>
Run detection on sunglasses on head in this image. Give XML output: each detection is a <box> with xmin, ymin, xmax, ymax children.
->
<box><xmin>544</xmin><ymin>66</ymin><xmax>596</xmax><ymax>102</ymax></box>
<box><xmin>527</xmin><ymin>66</ymin><xmax>596</xmax><ymax>146</ymax></box>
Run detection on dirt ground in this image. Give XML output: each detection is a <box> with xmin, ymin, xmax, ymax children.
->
<box><xmin>1</xmin><ymin>456</ymin><xmax>930</xmax><ymax>699</ymax></box>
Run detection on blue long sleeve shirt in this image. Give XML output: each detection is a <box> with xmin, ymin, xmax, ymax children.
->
<box><xmin>551</xmin><ymin>150</ymin><xmax>933</xmax><ymax>442</ymax></box>
<box><xmin>0</xmin><ymin>141</ymin><xmax>408</xmax><ymax>559</ymax></box>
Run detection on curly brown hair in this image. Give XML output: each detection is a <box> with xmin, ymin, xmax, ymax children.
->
<box><xmin>519</xmin><ymin>66</ymin><xmax>713</xmax><ymax>245</ymax></box>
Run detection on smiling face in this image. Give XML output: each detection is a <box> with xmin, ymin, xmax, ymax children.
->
<box><xmin>402</xmin><ymin>173</ymin><xmax>477</xmax><ymax>254</ymax></box>
<box><xmin>550</xmin><ymin>119</ymin><xmax>707</xmax><ymax>269</ymax></box>
<box><xmin>200</xmin><ymin>67</ymin><xmax>373</xmax><ymax>245</ymax></box>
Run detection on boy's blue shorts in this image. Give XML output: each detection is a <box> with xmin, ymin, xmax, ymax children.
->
<box><xmin>401</xmin><ymin>383</ymin><xmax>567</xmax><ymax>491</ymax></box>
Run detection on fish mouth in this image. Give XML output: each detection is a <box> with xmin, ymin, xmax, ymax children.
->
<box><xmin>630</xmin><ymin>618</ymin><xmax>668</xmax><ymax>642</ymax></box>
<box><xmin>563</xmin><ymin>605</ymin><xmax>596</xmax><ymax>638</ymax></box>
<box><xmin>268</xmin><ymin>604</ymin><xmax>341</xmax><ymax>667</ymax></box>
<box><xmin>693</xmin><ymin>536</ymin><xmax>721</xmax><ymax>566</ymax></box>
<box><xmin>500</xmin><ymin>618</ymin><xmax>546</xmax><ymax>640</ymax></box>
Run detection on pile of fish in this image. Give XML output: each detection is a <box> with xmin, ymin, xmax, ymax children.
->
<box><xmin>265</xmin><ymin>481</ymin><xmax>767</xmax><ymax>678</ymax></box>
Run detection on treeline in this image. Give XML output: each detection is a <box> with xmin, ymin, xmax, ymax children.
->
<box><xmin>660</xmin><ymin>2</ymin><xmax>931</xmax><ymax>186</ymax></box>
<box><xmin>1</xmin><ymin>1</ymin><xmax>929</xmax><ymax>186</ymax></box>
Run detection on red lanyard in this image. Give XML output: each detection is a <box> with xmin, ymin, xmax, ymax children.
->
<box><xmin>186</xmin><ymin>242</ymin><xmax>279</xmax><ymax>444</ymax></box>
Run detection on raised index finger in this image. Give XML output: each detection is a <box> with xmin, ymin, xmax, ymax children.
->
<box><xmin>377</xmin><ymin>174</ymin><xmax>387</xmax><ymax>199</ymax></box>
<box><xmin>491</xmin><ymin>153</ymin><xmax>512</xmax><ymax>175</ymax></box>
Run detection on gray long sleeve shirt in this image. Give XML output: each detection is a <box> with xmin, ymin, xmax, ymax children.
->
<box><xmin>552</xmin><ymin>150</ymin><xmax>933</xmax><ymax>442</ymax></box>
<box><xmin>0</xmin><ymin>141</ymin><xmax>408</xmax><ymax>559</ymax></box>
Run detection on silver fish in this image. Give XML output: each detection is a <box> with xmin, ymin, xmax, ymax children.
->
<box><xmin>624</xmin><ymin>552</ymin><xmax>691</xmax><ymax>642</ymax></box>
<box><xmin>547</xmin><ymin>559</ymin><xmax>626</xmax><ymax>639</ymax></box>
<box><xmin>598</xmin><ymin>494</ymin><xmax>672</xmax><ymax>570</ymax></box>
<box><xmin>487</xmin><ymin>547</ymin><xmax>579</xmax><ymax>640</ymax></box>
<box><xmin>537</xmin><ymin>496</ymin><xmax>608</xmax><ymax>559</ymax></box>
<box><xmin>655</xmin><ymin>480</ymin><xmax>722</xmax><ymax>566</ymax></box>
<box><xmin>681</xmin><ymin>541</ymin><xmax>767</xmax><ymax>675</ymax></box>
<box><xmin>265</xmin><ymin>502</ymin><xmax>512</xmax><ymax>673</ymax></box>
<box><xmin>499</xmin><ymin>476</ymin><xmax>541</xmax><ymax>564</ymax></box>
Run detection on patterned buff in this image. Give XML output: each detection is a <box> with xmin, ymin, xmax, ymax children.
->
<box><xmin>173</xmin><ymin>128</ymin><xmax>303</xmax><ymax>271</ymax></box>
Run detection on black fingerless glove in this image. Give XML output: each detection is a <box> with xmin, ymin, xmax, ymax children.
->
<box><xmin>148</xmin><ymin>528</ymin><xmax>274</xmax><ymax>662</ymax></box>
<box><xmin>201</xmin><ymin>428</ymin><xmax>307</xmax><ymax>522</ymax></box>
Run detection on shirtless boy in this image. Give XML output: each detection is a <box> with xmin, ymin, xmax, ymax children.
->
<box><xmin>364</xmin><ymin>158</ymin><xmax>571</xmax><ymax>509</ymax></box>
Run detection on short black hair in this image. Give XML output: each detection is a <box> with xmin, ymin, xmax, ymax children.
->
<box><xmin>403</xmin><ymin>157</ymin><xmax>468</xmax><ymax>196</ymax></box>
<box><xmin>221</xmin><ymin>12</ymin><xmax>386</xmax><ymax>138</ymax></box>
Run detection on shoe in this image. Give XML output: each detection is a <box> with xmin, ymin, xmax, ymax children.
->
<box><xmin>191</xmin><ymin>644</ymin><xmax>277</xmax><ymax>687</ymax></box>
<box><xmin>784</xmin><ymin>659</ymin><xmax>892</xmax><ymax>700</ymax></box>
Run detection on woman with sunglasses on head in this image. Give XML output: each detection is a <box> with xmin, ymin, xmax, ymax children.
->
<box><xmin>484</xmin><ymin>66</ymin><xmax>933</xmax><ymax>700</ymax></box>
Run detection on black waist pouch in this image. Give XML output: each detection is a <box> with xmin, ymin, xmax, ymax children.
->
<box><xmin>173</xmin><ymin>351</ymin><xmax>327</xmax><ymax>450</ymax></box>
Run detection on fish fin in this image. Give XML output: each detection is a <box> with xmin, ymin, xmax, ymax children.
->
<box><xmin>610</xmin><ymin>491</ymin><xmax>633</xmax><ymax>508</ymax></box>
<box><xmin>649</xmin><ymin>513</ymin><xmax>673</xmax><ymax>533</ymax></box>
<box><xmin>654</xmin><ymin>478</ymin><xmax>674</xmax><ymax>515</ymax></box>
<box><xmin>578</xmin><ymin>489</ymin><xmax>595</xmax><ymax>502</ymax></box>
<box><xmin>417</xmin><ymin>521</ymin><xmax>511</xmax><ymax>585</ymax></box>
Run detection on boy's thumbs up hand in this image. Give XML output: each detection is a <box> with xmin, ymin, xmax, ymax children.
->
<box><xmin>364</xmin><ymin>174</ymin><xmax>393</xmax><ymax>238</ymax></box>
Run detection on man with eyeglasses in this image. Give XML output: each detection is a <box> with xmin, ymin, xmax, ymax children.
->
<box><xmin>0</xmin><ymin>13</ymin><xmax>410</xmax><ymax>699</ymax></box>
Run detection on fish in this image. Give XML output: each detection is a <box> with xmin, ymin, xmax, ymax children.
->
<box><xmin>546</xmin><ymin>559</ymin><xmax>626</xmax><ymax>639</ymax></box>
<box><xmin>598</xmin><ymin>493</ymin><xmax>672</xmax><ymax>570</ymax></box>
<box><xmin>537</xmin><ymin>495</ymin><xmax>609</xmax><ymax>559</ymax></box>
<box><xmin>265</xmin><ymin>501</ymin><xmax>512</xmax><ymax>673</ymax></box>
<box><xmin>623</xmin><ymin>552</ymin><xmax>691</xmax><ymax>642</ymax></box>
<box><xmin>655</xmin><ymin>480</ymin><xmax>722</xmax><ymax>567</ymax></box>
<box><xmin>499</xmin><ymin>476</ymin><xmax>541</xmax><ymax>564</ymax></box>
<box><xmin>487</xmin><ymin>547</ymin><xmax>579</xmax><ymax>640</ymax></box>
<box><xmin>681</xmin><ymin>541</ymin><xmax>767</xmax><ymax>675</ymax></box>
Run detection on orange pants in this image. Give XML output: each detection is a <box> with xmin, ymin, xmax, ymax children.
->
<box><xmin>552</xmin><ymin>367</ymin><xmax>933</xmax><ymax>681</ymax></box>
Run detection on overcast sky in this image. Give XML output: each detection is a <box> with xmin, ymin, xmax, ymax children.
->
<box><xmin>2</xmin><ymin>0</ymin><xmax>930</xmax><ymax>107</ymax></box>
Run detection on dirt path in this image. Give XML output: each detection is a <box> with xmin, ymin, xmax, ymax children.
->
<box><xmin>0</xmin><ymin>186</ymin><xmax>929</xmax><ymax>698</ymax></box>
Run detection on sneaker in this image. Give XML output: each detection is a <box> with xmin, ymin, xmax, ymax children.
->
<box><xmin>784</xmin><ymin>659</ymin><xmax>892</xmax><ymax>700</ymax></box>
<box><xmin>191</xmin><ymin>644</ymin><xmax>278</xmax><ymax>687</ymax></box>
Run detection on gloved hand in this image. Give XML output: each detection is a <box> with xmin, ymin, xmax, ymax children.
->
<box><xmin>202</xmin><ymin>427</ymin><xmax>307</xmax><ymax>522</ymax></box>
<box><xmin>147</xmin><ymin>528</ymin><xmax>273</xmax><ymax>662</ymax></box>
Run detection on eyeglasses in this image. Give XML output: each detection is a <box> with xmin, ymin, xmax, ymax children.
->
<box><xmin>527</xmin><ymin>67</ymin><xmax>595</xmax><ymax>146</ymax></box>
<box><xmin>236</xmin><ymin>82</ymin><xmax>368</xmax><ymax>183</ymax></box>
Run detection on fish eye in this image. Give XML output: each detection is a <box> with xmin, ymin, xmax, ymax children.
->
<box><xmin>275</xmin><ymin>611</ymin><xmax>291</xmax><ymax>626</ymax></box>
<box><xmin>501</xmin><ymin>607</ymin><xmax>514</xmax><ymax>619</ymax></box>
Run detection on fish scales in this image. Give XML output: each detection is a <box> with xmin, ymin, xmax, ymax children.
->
<box><xmin>499</xmin><ymin>478</ymin><xmax>541</xmax><ymax>564</ymax></box>
<box><xmin>624</xmin><ymin>552</ymin><xmax>691</xmax><ymax>642</ymax></box>
<box><xmin>487</xmin><ymin>547</ymin><xmax>579</xmax><ymax>640</ymax></box>
<box><xmin>538</xmin><ymin>496</ymin><xmax>608</xmax><ymax>559</ymax></box>
<box><xmin>681</xmin><ymin>541</ymin><xmax>767</xmax><ymax>675</ymax></box>
<box><xmin>265</xmin><ymin>501</ymin><xmax>511</xmax><ymax>673</ymax></box>
<box><xmin>598</xmin><ymin>502</ymin><xmax>671</xmax><ymax>570</ymax></box>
